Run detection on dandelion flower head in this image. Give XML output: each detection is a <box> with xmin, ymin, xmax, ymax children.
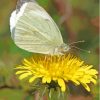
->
<box><xmin>15</xmin><ymin>54</ymin><xmax>98</xmax><ymax>92</ymax></box>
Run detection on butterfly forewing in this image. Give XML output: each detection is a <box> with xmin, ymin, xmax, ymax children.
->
<box><xmin>11</xmin><ymin>1</ymin><xmax>64</xmax><ymax>54</ymax></box>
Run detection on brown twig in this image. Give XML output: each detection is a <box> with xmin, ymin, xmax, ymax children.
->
<box><xmin>0</xmin><ymin>85</ymin><xmax>21</xmax><ymax>90</ymax></box>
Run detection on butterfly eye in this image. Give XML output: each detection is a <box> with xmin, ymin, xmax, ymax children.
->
<box><xmin>64</xmin><ymin>46</ymin><xmax>70</xmax><ymax>51</ymax></box>
<box><xmin>60</xmin><ymin>44</ymin><xmax>70</xmax><ymax>53</ymax></box>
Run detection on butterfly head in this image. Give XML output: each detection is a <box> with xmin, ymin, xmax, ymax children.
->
<box><xmin>54</xmin><ymin>44</ymin><xmax>70</xmax><ymax>55</ymax></box>
<box><xmin>61</xmin><ymin>44</ymin><xmax>70</xmax><ymax>52</ymax></box>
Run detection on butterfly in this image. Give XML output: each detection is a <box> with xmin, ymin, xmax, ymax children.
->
<box><xmin>10</xmin><ymin>0</ymin><xmax>71</xmax><ymax>55</ymax></box>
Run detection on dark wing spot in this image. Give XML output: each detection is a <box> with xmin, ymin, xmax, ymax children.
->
<box><xmin>16</xmin><ymin>0</ymin><xmax>35</xmax><ymax>13</ymax></box>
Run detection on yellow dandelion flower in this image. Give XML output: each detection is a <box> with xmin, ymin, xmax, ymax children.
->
<box><xmin>15</xmin><ymin>54</ymin><xmax>98</xmax><ymax>92</ymax></box>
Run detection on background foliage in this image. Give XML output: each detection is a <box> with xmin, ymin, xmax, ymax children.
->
<box><xmin>0</xmin><ymin>0</ymin><xmax>99</xmax><ymax>100</ymax></box>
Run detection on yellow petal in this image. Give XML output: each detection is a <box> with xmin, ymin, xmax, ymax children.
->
<box><xmin>29</xmin><ymin>76</ymin><xmax>37</xmax><ymax>83</ymax></box>
<box><xmin>46</xmin><ymin>77</ymin><xmax>51</xmax><ymax>83</ymax></box>
<box><xmin>53</xmin><ymin>77</ymin><xmax>57</xmax><ymax>81</ymax></box>
<box><xmin>42</xmin><ymin>77</ymin><xmax>51</xmax><ymax>83</ymax></box>
<box><xmin>16</xmin><ymin>71</ymin><xmax>27</xmax><ymax>75</ymax></box>
<box><xmin>23</xmin><ymin>59</ymin><xmax>32</xmax><ymax>65</ymax></box>
<box><xmin>89</xmin><ymin>69</ymin><xmax>98</xmax><ymax>75</ymax></box>
<box><xmin>58</xmin><ymin>79</ymin><xmax>66</xmax><ymax>92</ymax></box>
<box><xmin>82</xmin><ymin>83</ymin><xmax>90</xmax><ymax>92</ymax></box>
<box><xmin>86</xmin><ymin>65</ymin><xmax>93</xmax><ymax>69</ymax></box>
<box><xmin>91</xmin><ymin>78</ymin><xmax>97</xmax><ymax>84</ymax></box>
<box><xmin>42</xmin><ymin>77</ymin><xmax>47</xmax><ymax>83</ymax></box>
<box><xmin>71</xmin><ymin>79</ymin><xmax>80</xmax><ymax>85</ymax></box>
<box><xmin>61</xmin><ymin>86</ymin><xmax>66</xmax><ymax>92</ymax></box>
<box><xmin>19</xmin><ymin>72</ymin><xmax>32</xmax><ymax>80</ymax></box>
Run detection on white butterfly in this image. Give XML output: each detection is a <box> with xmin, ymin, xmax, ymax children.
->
<box><xmin>10</xmin><ymin>0</ymin><xmax>70</xmax><ymax>55</ymax></box>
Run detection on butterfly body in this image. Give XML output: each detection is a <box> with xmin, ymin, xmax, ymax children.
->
<box><xmin>54</xmin><ymin>44</ymin><xmax>70</xmax><ymax>55</ymax></box>
<box><xmin>10</xmin><ymin>0</ymin><xmax>70</xmax><ymax>55</ymax></box>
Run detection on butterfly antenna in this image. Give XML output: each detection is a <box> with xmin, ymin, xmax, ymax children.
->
<box><xmin>69</xmin><ymin>40</ymin><xmax>85</xmax><ymax>46</ymax></box>
<box><xmin>71</xmin><ymin>46</ymin><xmax>91</xmax><ymax>53</ymax></box>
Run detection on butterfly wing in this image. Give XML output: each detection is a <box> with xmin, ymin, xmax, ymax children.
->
<box><xmin>10</xmin><ymin>1</ymin><xmax>64</xmax><ymax>54</ymax></box>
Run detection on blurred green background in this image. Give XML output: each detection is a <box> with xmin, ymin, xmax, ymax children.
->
<box><xmin>0</xmin><ymin>0</ymin><xmax>99</xmax><ymax>100</ymax></box>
